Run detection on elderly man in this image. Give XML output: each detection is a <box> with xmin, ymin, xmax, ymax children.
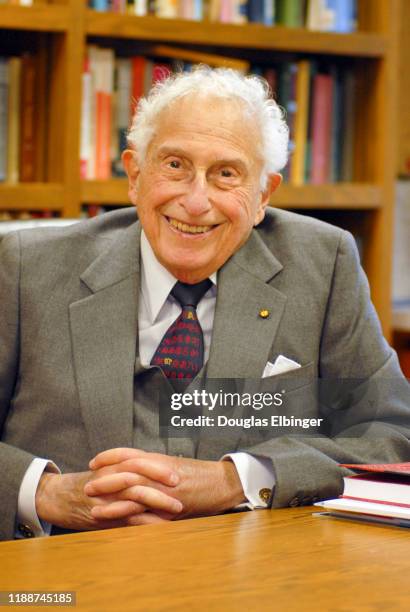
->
<box><xmin>0</xmin><ymin>67</ymin><xmax>409</xmax><ymax>541</ymax></box>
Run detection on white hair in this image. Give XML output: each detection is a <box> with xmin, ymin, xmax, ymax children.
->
<box><xmin>127</xmin><ymin>65</ymin><xmax>289</xmax><ymax>189</ymax></box>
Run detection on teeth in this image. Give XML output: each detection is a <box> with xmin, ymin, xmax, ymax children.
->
<box><xmin>169</xmin><ymin>218</ymin><xmax>212</xmax><ymax>234</ymax></box>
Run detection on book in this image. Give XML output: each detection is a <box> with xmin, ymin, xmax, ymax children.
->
<box><xmin>306</xmin><ymin>0</ymin><xmax>357</xmax><ymax>33</ymax></box>
<box><xmin>276</xmin><ymin>0</ymin><xmax>304</xmax><ymax>28</ymax></box>
<box><xmin>341</xmin><ymin>462</ymin><xmax>410</xmax><ymax>475</ymax></box>
<box><xmin>247</xmin><ymin>0</ymin><xmax>265</xmax><ymax>24</ymax></box>
<box><xmin>313</xmin><ymin>499</ymin><xmax>410</xmax><ymax>527</ymax></box>
<box><xmin>112</xmin><ymin>58</ymin><xmax>132</xmax><ymax>177</ymax></box>
<box><xmin>19</xmin><ymin>53</ymin><xmax>36</xmax><ymax>182</ymax></box>
<box><xmin>310</xmin><ymin>71</ymin><xmax>333</xmax><ymax>184</ymax></box>
<box><xmin>290</xmin><ymin>59</ymin><xmax>310</xmax><ymax>185</ymax></box>
<box><xmin>315</xmin><ymin>462</ymin><xmax>410</xmax><ymax>527</ymax></box>
<box><xmin>0</xmin><ymin>58</ymin><xmax>8</xmax><ymax>182</ymax></box>
<box><xmin>6</xmin><ymin>57</ymin><xmax>22</xmax><ymax>184</ymax></box>
<box><xmin>341</xmin><ymin>473</ymin><xmax>410</xmax><ymax>507</ymax></box>
<box><xmin>131</xmin><ymin>55</ymin><xmax>146</xmax><ymax>114</ymax></box>
<box><xmin>155</xmin><ymin>0</ymin><xmax>179</xmax><ymax>18</ymax></box>
<box><xmin>277</xmin><ymin>62</ymin><xmax>298</xmax><ymax>181</ymax></box>
<box><xmin>340</xmin><ymin>67</ymin><xmax>355</xmax><ymax>181</ymax></box>
<box><xmin>95</xmin><ymin>48</ymin><xmax>114</xmax><ymax>180</ymax></box>
<box><xmin>80</xmin><ymin>57</ymin><xmax>93</xmax><ymax>179</ymax></box>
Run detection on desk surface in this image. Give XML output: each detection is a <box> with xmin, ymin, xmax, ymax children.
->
<box><xmin>1</xmin><ymin>508</ymin><xmax>409</xmax><ymax>611</ymax></box>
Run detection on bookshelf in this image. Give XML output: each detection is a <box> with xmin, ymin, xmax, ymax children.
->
<box><xmin>0</xmin><ymin>0</ymin><xmax>401</xmax><ymax>337</ymax></box>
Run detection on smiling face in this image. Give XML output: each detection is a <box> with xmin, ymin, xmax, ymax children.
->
<box><xmin>123</xmin><ymin>94</ymin><xmax>281</xmax><ymax>283</ymax></box>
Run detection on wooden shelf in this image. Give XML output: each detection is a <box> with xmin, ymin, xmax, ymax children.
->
<box><xmin>86</xmin><ymin>13</ymin><xmax>387</xmax><ymax>58</ymax></box>
<box><xmin>0</xmin><ymin>5</ymin><xmax>70</xmax><ymax>32</ymax></box>
<box><xmin>82</xmin><ymin>180</ymin><xmax>382</xmax><ymax>209</ymax></box>
<box><xmin>0</xmin><ymin>184</ymin><xmax>64</xmax><ymax>210</ymax></box>
<box><xmin>274</xmin><ymin>184</ymin><xmax>382</xmax><ymax>209</ymax></box>
<box><xmin>82</xmin><ymin>179</ymin><xmax>129</xmax><ymax>204</ymax></box>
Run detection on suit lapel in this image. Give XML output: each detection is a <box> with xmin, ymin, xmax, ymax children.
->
<box><xmin>206</xmin><ymin>229</ymin><xmax>287</xmax><ymax>379</ymax></box>
<box><xmin>69</xmin><ymin>222</ymin><xmax>140</xmax><ymax>457</ymax></box>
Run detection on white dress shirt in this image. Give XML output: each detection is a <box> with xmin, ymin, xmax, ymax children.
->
<box><xmin>16</xmin><ymin>230</ymin><xmax>275</xmax><ymax>537</ymax></box>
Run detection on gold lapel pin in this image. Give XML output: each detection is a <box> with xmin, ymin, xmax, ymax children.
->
<box><xmin>259</xmin><ymin>309</ymin><xmax>270</xmax><ymax>319</ymax></box>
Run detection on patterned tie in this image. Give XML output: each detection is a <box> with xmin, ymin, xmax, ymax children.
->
<box><xmin>150</xmin><ymin>279</ymin><xmax>212</xmax><ymax>380</ymax></box>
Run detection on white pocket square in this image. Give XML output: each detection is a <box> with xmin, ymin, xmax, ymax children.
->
<box><xmin>262</xmin><ymin>355</ymin><xmax>301</xmax><ymax>378</ymax></box>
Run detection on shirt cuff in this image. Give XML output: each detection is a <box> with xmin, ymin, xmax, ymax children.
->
<box><xmin>222</xmin><ymin>452</ymin><xmax>276</xmax><ymax>509</ymax></box>
<box><xmin>16</xmin><ymin>458</ymin><xmax>60</xmax><ymax>538</ymax></box>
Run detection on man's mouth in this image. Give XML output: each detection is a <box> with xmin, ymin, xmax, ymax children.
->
<box><xmin>166</xmin><ymin>216</ymin><xmax>216</xmax><ymax>235</ymax></box>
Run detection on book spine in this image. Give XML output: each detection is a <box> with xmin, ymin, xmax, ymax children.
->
<box><xmin>143</xmin><ymin>59</ymin><xmax>154</xmax><ymax>95</ymax></box>
<box><xmin>329</xmin><ymin>65</ymin><xmax>342</xmax><ymax>182</ymax></box>
<box><xmin>306</xmin><ymin>0</ymin><xmax>322</xmax><ymax>30</ymax></box>
<box><xmin>155</xmin><ymin>0</ymin><xmax>179</xmax><ymax>17</ymax></box>
<box><xmin>93</xmin><ymin>0</ymin><xmax>109</xmax><ymax>11</ymax></box>
<box><xmin>80</xmin><ymin>58</ymin><xmax>92</xmax><ymax>180</ymax></box>
<box><xmin>341</xmin><ymin>68</ymin><xmax>355</xmax><ymax>181</ymax></box>
<box><xmin>263</xmin><ymin>0</ymin><xmax>275</xmax><ymax>26</ymax></box>
<box><xmin>290</xmin><ymin>59</ymin><xmax>310</xmax><ymax>185</ymax></box>
<box><xmin>131</xmin><ymin>55</ymin><xmax>146</xmax><ymax>115</ymax></box>
<box><xmin>334</xmin><ymin>0</ymin><xmax>356</xmax><ymax>33</ymax></box>
<box><xmin>133</xmin><ymin>0</ymin><xmax>148</xmax><ymax>15</ymax></box>
<box><xmin>19</xmin><ymin>54</ymin><xmax>36</xmax><ymax>182</ymax></box>
<box><xmin>310</xmin><ymin>72</ymin><xmax>333</xmax><ymax>184</ymax></box>
<box><xmin>277</xmin><ymin>62</ymin><xmax>297</xmax><ymax>181</ymax></box>
<box><xmin>277</xmin><ymin>0</ymin><xmax>303</xmax><ymax>27</ymax></box>
<box><xmin>0</xmin><ymin>58</ymin><xmax>8</xmax><ymax>182</ymax></box>
<box><xmin>7</xmin><ymin>57</ymin><xmax>22</xmax><ymax>184</ymax></box>
<box><xmin>231</xmin><ymin>0</ymin><xmax>248</xmax><ymax>24</ymax></box>
<box><xmin>247</xmin><ymin>0</ymin><xmax>264</xmax><ymax>24</ymax></box>
<box><xmin>95</xmin><ymin>48</ymin><xmax>114</xmax><ymax>180</ymax></box>
<box><xmin>192</xmin><ymin>0</ymin><xmax>203</xmax><ymax>20</ymax></box>
<box><xmin>113</xmin><ymin>58</ymin><xmax>132</xmax><ymax>176</ymax></box>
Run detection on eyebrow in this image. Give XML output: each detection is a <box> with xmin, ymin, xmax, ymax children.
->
<box><xmin>156</xmin><ymin>146</ymin><xmax>248</xmax><ymax>171</ymax></box>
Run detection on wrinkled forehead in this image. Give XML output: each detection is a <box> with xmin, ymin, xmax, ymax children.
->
<box><xmin>157</xmin><ymin>91</ymin><xmax>255</xmax><ymax>127</ymax></box>
<box><xmin>148</xmin><ymin>92</ymin><xmax>263</xmax><ymax>159</ymax></box>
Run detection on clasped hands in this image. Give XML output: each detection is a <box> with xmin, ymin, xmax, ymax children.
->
<box><xmin>35</xmin><ymin>449</ymin><xmax>246</xmax><ymax>531</ymax></box>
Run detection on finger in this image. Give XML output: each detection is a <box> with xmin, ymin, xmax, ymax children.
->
<box><xmin>84</xmin><ymin>472</ymin><xmax>143</xmax><ymax>497</ymax></box>
<box><xmin>119</xmin><ymin>485</ymin><xmax>183</xmax><ymax>514</ymax></box>
<box><xmin>91</xmin><ymin>500</ymin><xmax>146</xmax><ymax>520</ymax></box>
<box><xmin>89</xmin><ymin>448</ymin><xmax>146</xmax><ymax>470</ymax></box>
<box><xmin>127</xmin><ymin>513</ymin><xmax>169</xmax><ymax>526</ymax></box>
<box><xmin>113</xmin><ymin>458</ymin><xmax>179</xmax><ymax>487</ymax></box>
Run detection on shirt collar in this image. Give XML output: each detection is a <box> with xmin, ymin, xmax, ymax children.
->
<box><xmin>140</xmin><ymin>230</ymin><xmax>217</xmax><ymax>325</ymax></box>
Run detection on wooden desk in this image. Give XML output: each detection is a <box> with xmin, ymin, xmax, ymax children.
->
<box><xmin>1</xmin><ymin>508</ymin><xmax>409</xmax><ymax>611</ymax></box>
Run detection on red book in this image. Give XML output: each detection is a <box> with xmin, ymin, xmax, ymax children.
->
<box><xmin>341</xmin><ymin>473</ymin><xmax>410</xmax><ymax>508</ymax></box>
<box><xmin>341</xmin><ymin>462</ymin><xmax>410</xmax><ymax>475</ymax></box>
<box><xmin>341</xmin><ymin>463</ymin><xmax>410</xmax><ymax>507</ymax></box>
<box><xmin>131</xmin><ymin>56</ymin><xmax>146</xmax><ymax>115</ymax></box>
<box><xmin>310</xmin><ymin>73</ymin><xmax>334</xmax><ymax>184</ymax></box>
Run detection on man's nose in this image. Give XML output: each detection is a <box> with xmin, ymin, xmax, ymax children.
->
<box><xmin>179</xmin><ymin>174</ymin><xmax>212</xmax><ymax>217</ymax></box>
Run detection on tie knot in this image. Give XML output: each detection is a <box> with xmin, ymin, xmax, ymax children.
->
<box><xmin>171</xmin><ymin>279</ymin><xmax>212</xmax><ymax>309</ymax></box>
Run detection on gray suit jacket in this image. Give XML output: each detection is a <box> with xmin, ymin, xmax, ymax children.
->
<box><xmin>1</xmin><ymin>207</ymin><xmax>409</xmax><ymax>541</ymax></box>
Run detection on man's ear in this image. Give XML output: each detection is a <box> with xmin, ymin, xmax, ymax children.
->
<box><xmin>254</xmin><ymin>173</ymin><xmax>282</xmax><ymax>226</ymax></box>
<box><xmin>122</xmin><ymin>149</ymin><xmax>140</xmax><ymax>205</ymax></box>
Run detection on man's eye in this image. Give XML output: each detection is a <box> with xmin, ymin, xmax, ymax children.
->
<box><xmin>221</xmin><ymin>169</ymin><xmax>232</xmax><ymax>177</ymax></box>
<box><xmin>169</xmin><ymin>160</ymin><xmax>181</xmax><ymax>169</ymax></box>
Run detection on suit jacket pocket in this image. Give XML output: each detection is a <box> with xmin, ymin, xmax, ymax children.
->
<box><xmin>259</xmin><ymin>361</ymin><xmax>316</xmax><ymax>392</ymax></box>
